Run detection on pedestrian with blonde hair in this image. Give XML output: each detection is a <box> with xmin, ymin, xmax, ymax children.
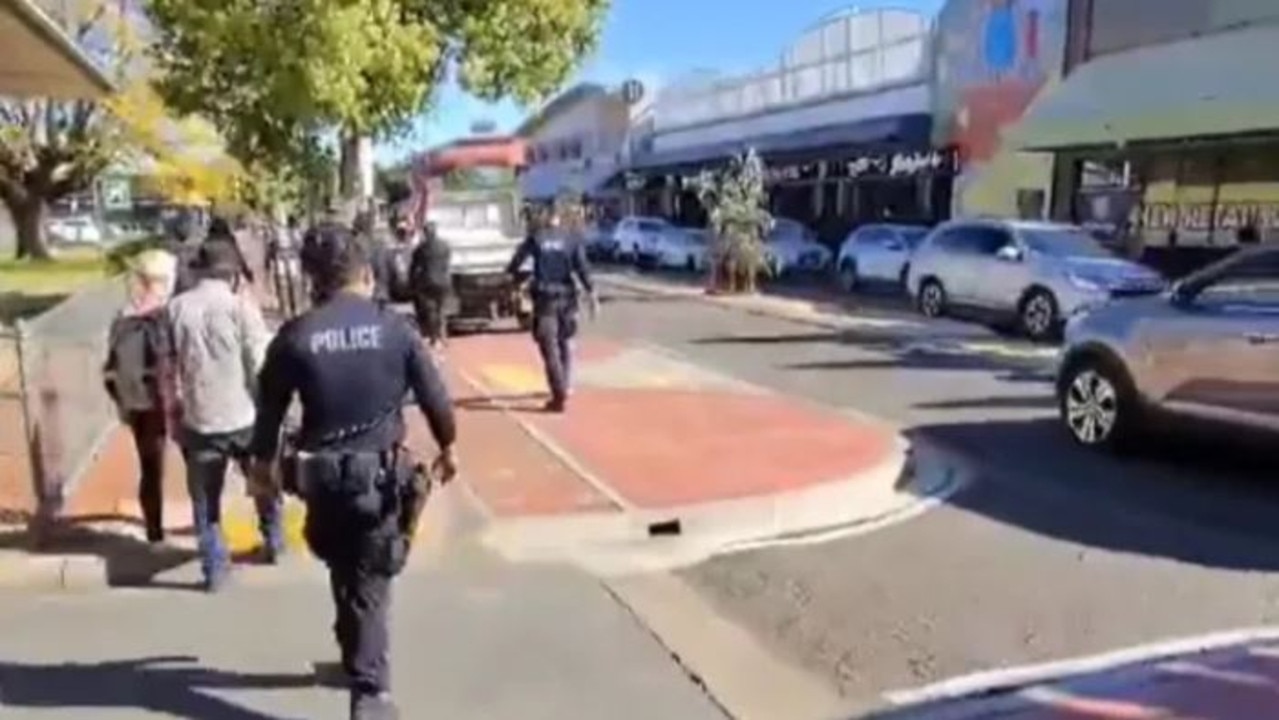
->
<box><xmin>103</xmin><ymin>249</ymin><xmax>181</xmax><ymax>544</ymax></box>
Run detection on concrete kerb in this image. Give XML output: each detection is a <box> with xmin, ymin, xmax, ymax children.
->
<box><xmin>0</xmin><ymin>548</ymin><xmax>108</xmax><ymax>591</ymax></box>
<box><xmin>600</xmin><ymin>273</ymin><xmax>921</xmax><ymax>333</ymax></box>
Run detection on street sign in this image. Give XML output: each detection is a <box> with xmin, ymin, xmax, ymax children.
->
<box><xmin>621</xmin><ymin>79</ymin><xmax>645</xmax><ymax>105</ymax></box>
<box><xmin>100</xmin><ymin>177</ymin><xmax>131</xmax><ymax>210</ymax></box>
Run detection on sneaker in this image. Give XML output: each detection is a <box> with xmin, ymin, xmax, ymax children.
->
<box><xmin>351</xmin><ymin>692</ymin><xmax>398</xmax><ymax>720</ymax></box>
<box><xmin>543</xmin><ymin>398</ymin><xmax>566</xmax><ymax>413</ymax></box>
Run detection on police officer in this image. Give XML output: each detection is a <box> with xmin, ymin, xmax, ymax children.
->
<box><xmin>248</xmin><ymin>223</ymin><xmax>458</xmax><ymax>720</ymax></box>
<box><xmin>506</xmin><ymin>205</ymin><xmax>598</xmax><ymax>413</ymax></box>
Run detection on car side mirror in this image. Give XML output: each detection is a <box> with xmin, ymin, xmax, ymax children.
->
<box><xmin>995</xmin><ymin>245</ymin><xmax>1022</xmax><ymax>262</ymax></box>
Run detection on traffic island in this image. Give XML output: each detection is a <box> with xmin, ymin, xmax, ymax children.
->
<box><xmin>443</xmin><ymin>334</ymin><xmax>948</xmax><ymax>575</ymax></box>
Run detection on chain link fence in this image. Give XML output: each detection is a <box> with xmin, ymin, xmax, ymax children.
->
<box><xmin>0</xmin><ymin>281</ymin><xmax>126</xmax><ymax>532</ymax></box>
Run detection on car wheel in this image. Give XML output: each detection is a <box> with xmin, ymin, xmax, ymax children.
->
<box><xmin>917</xmin><ymin>278</ymin><xmax>946</xmax><ymax>318</ymax></box>
<box><xmin>837</xmin><ymin>260</ymin><xmax>859</xmax><ymax>293</ymax></box>
<box><xmin>1019</xmin><ymin>288</ymin><xmax>1060</xmax><ymax>342</ymax></box>
<box><xmin>1057</xmin><ymin>355</ymin><xmax>1140</xmax><ymax>451</ymax></box>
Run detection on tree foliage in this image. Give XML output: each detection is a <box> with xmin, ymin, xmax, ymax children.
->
<box><xmin>693</xmin><ymin>150</ymin><xmax>773</xmax><ymax>294</ymax></box>
<box><xmin>146</xmin><ymin>0</ymin><xmax>610</xmax><ymax>173</ymax></box>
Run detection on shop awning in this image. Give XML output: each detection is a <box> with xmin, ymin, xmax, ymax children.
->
<box><xmin>1009</xmin><ymin>23</ymin><xmax>1279</xmax><ymax>151</ymax></box>
<box><xmin>628</xmin><ymin>113</ymin><xmax>933</xmax><ymax>176</ymax></box>
<box><xmin>0</xmin><ymin>0</ymin><xmax>113</xmax><ymax>98</ymax></box>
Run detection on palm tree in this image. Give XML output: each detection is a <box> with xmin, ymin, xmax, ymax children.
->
<box><xmin>693</xmin><ymin>149</ymin><xmax>772</xmax><ymax>294</ymax></box>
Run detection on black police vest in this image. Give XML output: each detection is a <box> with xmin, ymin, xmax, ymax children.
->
<box><xmin>532</xmin><ymin>236</ymin><xmax>574</xmax><ymax>296</ymax></box>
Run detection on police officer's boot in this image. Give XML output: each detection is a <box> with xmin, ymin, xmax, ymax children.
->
<box><xmin>351</xmin><ymin>691</ymin><xmax>398</xmax><ymax>720</ymax></box>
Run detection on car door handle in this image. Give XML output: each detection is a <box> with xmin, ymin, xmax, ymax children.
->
<box><xmin>1244</xmin><ymin>332</ymin><xmax>1279</xmax><ymax>345</ymax></box>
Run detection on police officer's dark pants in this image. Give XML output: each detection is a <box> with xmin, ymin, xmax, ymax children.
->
<box><xmin>532</xmin><ymin>296</ymin><xmax>577</xmax><ymax>402</ymax></box>
<box><xmin>305</xmin><ymin>480</ymin><xmax>400</xmax><ymax>703</ymax></box>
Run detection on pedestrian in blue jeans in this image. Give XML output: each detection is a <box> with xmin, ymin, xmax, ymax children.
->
<box><xmin>169</xmin><ymin>237</ymin><xmax>282</xmax><ymax>592</ymax></box>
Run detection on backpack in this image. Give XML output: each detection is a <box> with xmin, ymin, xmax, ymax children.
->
<box><xmin>410</xmin><ymin>239</ymin><xmax>451</xmax><ymax>292</ymax></box>
<box><xmin>105</xmin><ymin>312</ymin><xmax>168</xmax><ymax>412</ymax></box>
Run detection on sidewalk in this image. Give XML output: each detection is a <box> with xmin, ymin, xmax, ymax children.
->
<box><xmin>876</xmin><ymin>633</ymin><xmax>1279</xmax><ymax>719</ymax></box>
<box><xmin>0</xmin><ymin>552</ymin><xmax>724</xmax><ymax>720</ymax></box>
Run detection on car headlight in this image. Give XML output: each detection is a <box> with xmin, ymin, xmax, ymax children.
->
<box><xmin>1066</xmin><ymin>272</ymin><xmax>1105</xmax><ymax>292</ymax></box>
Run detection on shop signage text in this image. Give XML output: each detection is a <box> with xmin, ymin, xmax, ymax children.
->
<box><xmin>1139</xmin><ymin>202</ymin><xmax>1279</xmax><ymax>232</ymax></box>
<box><xmin>831</xmin><ymin>149</ymin><xmax>954</xmax><ymax>180</ymax></box>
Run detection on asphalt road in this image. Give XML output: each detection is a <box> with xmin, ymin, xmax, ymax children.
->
<box><xmin>590</xmin><ymin>270</ymin><xmax>1279</xmax><ymax>714</ymax></box>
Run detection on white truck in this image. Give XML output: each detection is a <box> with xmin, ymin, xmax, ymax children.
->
<box><xmin>423</xmin><ymin>188</ymin><xmax>532</xmax><ymax>330</ymax></box>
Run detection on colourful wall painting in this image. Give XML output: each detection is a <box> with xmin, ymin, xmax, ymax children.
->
<box><xmin>932</xmin><ymin>0</ymin><xmax>1069</xmax><ymax>216</ymax></box>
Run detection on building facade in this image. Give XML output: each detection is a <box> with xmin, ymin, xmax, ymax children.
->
<box><xmin>931</xmin><ymin>0</ymin><xmax>1070</xmax><ymax>219</ymax></box>
<box><xmin>516</xmin><ymin>83</ymin><xmax>638</xmax><ymax>211</ymax></box>
<box><xmin>1031</xmin><ymin>0</ymin><xmax>1279</xmax><ymax>255</ymax></box>
<box><xmin>626</xmin><ymin>8</ymin><xmax>956</xmax><ymax>244</ymax></box>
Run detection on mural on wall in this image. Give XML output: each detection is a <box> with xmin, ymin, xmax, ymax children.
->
<box><xmin>933</xmin><ymin>0</ymin><xmax>1068</xmax><ymax>215</ymax></box>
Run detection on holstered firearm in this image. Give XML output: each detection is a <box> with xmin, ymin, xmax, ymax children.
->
<box><xmin>394</xmin><ymin>444</ymin><xmax>435</xmax><ymax>548</ymax></box>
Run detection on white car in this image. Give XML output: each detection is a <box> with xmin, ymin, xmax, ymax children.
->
<box><xmin>906</xmin><ymin>219</ymin><xmax>1166</xmax><ymax>341</ymax></box>
<box><xmin>47</xmin><ymin>216</ymin><xmax>104</xmax><ymax>245</ymax></box>
<box><xmin>613</xmin><ymin>216</ymin><xmax>673</xmax><ymax>262</ymax></box>
<box><xmin>835</xmin><ymin>223</ymin><xmax>929</xmax><ymax>291</ymax></box>
<box><xmin>637</xmin><ymin>227</ymin><xmax>709</xmax><ymax>271</ymax></box>
<box><xmin>765</xmin><ymin>217</ymin><xmax>832</xmax><ymax>276</ymax></box>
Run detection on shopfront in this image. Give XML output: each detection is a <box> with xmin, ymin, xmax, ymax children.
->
<box><xmin>623</xmin><ymin>113</ymin><xmax>956</xmax><ymax>244</ymax></box>
<box><xmin>1010</xmin><ymin>17</ymin><xmax>1279</xmax><ymax>273</ymax></box>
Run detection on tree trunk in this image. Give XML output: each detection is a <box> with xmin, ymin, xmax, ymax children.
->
<box><xmin>340</xmin><ymin>132</ymin><xmax>375</xmax><ymax>203</ymax></box>
<box><xmin>9</xmin><ymin>198</ymin><xmax>51</xmax><ymax>261</ymax></box>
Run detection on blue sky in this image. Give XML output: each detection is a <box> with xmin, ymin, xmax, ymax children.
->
<box><xmin>376</xmin><ymin>0</ymin><xmax>944</xmax><ymax>165</ymax></box>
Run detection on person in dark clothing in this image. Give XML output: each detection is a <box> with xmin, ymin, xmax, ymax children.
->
<box><xmin>409</xmin><ymin>221</ymin><xmax>451</xmax><ymax>350</ymax></box>
<box><xmin>206</xmin><ymin>216</ymin><xmax>255</xmax><ymax>287</ymax></box>
<box><xmin>103</xmin><ymin>250</ymin><xmax>181</xmax><ymax>543</ymax></box>
<box><xmin>505</xmin><ymin>208</ymin><xmax>597</xmax><ymax>413</ymax></box>
<box><xmin>249</xmin><ymin>223</ymin><xmax>457</xmax><ymax>720</ymax></box>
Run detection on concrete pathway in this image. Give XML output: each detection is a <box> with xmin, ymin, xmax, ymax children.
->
<box><xmin>0</xmin><ymin>551</ymin><xmax>725</xmax><ymax>720</ymax></box>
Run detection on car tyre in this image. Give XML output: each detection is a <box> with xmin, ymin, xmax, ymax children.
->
<box><xmin>1057</xmin><ymin>354</ymin><xmax>1142</xmax><ymax>452</ymax></box>
<box><xmin>917</xmin><ymin>278</ymin><xmax>946</xmax><ymax>318</ymax></box>
<box><xmin>1019</xmin><ymin>288</ymin><xmax>1060</xmax><ymax>342</ymax></box>
<box><xmin>837</xmin><ymin>260</ymin><xmax>859</xmax><ymax>293</ymax></box>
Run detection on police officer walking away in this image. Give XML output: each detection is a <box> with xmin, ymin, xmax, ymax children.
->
<box><xmin>506</xmin><ymin>204</ymin><xmax>598</xmax><ymax>413</ymax></box>
<box><xmin>248</xmin><ymin>223</ymin><xmax>458</xmax><ymax>720</ymax></box>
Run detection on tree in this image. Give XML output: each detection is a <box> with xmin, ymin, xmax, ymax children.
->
<box><xmin>0</xmin><ymin>1</ymin><xmax>125</xmax><ymax>259</ymax></box>
<box><xmin>693</xmin><ymin>150</ymin><xmax>773</xmax><ymax>294</ymax></box>
<box><xmin>145</xmin><ymin>0</ymin><xmax>610</xmax><ymax>200</ymax></box>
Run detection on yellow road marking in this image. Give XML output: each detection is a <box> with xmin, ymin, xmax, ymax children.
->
<box><xmin>482</xmin><ymin>364</ymin><xmax>546</xmax><ymax>394</ymax></box>
<box><xmin>222</xmin><ymin>500</ymin><xmax>307</xmax><ymax>555</ymax></box>
<box><xmin>960</xmin><ymin>341</ymin><xmax>1057</xmax><ymax>360</ymax></box>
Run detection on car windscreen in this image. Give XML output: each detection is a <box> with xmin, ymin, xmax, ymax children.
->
<box><xmin>1021</xmin><ymin>228</ymin><xmax>1113</xmax><ymax>259</ymax></box>
<box><xmin>900</xmin><ymin>228</ymin><xmax>928</xmax><ymax>248</ymax></box>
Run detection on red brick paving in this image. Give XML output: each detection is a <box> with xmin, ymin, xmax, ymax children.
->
<box><xmin>445</xmin><ymin>332</ymin><xmax>626</xmax><ymax>371</ymax></box>
<box><xmin>408</xmin><ymin>363</ymin><xmax>617</xmax><ymax>518</ymax></box>
<box><xmin>527</xmin><ymin>388</ymin><xmax>897</xmax><ymax>509</ymax></box>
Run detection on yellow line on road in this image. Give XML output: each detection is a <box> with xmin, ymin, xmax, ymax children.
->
<box><xmin>482</xmin><ymin>364</ymin><xmax>546</xmax><ymax>394</ymax></box>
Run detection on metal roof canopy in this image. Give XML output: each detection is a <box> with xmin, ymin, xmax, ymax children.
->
<box><xmin>1010</xmin><ymin>22</ymin><xmax>1279</xmax><ymax>151</ymax></box>
<box><xmin>0</xmin><ymin>0</ymin><xmax>113</xmax><ymax>98</ymax></box>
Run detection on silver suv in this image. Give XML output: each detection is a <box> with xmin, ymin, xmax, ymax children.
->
<box><xmin>1056</xmin><ymin>245</ymin><xmax>1279</xmax><ymax>451</ymax></box>
<box><xmin>906</xmin><ymin>219</ymin><xmax>1165</xmax><ymax>340</ymax></box>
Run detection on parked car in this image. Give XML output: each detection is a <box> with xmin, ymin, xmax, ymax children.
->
<box><xmin>584</xmin><ymin>219</ymin><xmax>619</xmax><ymax>260</ymax></box>
<box><xmin>835</xmin><ymin>223</ymin><xmax>930</xmax><ymax>291</ymax></box>
<box><xmin>637</xmin><ymin>227</ymin><xmax>709</xmax><ymax>271</ymax></box>
<box><xmin>1055</xmin><ymin>244</ymin><xmax>1279</xmax><ymax>451</ymax></box>
<box><xmin>613</xmin><ymin>216</ymin><xmax>673</xmax><ymax>263</ymax></box>
<box><xmin>765</xmin><ymin>217</ymin><xmax>832</xmax><ymax>276</ymax></box>
<box><xmin>47</xmin><ymin>215</ymin><xmax>104</xmax><ymax>246</ymax></box>
<box><xmin>906</xmin><ymin>219</ymin><xmax>1165</xmax><ymax>341</ymax></box>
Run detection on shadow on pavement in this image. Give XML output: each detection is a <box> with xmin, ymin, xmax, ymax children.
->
<box><xmin>904</xmin><ymin>417</ymin><xmax>1279</xmax><ymax>572</ymax></box>
<box><xmin>0</xmin><ymin>655</ymin><xmax>314</xmax><ymax>719</ymax></box>
<box><xmin>913</xmin><ymin>395</ymin><xmax>1056</xmax><ymax>411</ymax></box>
<box><xmin>0</xmin><ymin>521</ymin><xmax>197</xmax><ymax>588</ymax></box>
